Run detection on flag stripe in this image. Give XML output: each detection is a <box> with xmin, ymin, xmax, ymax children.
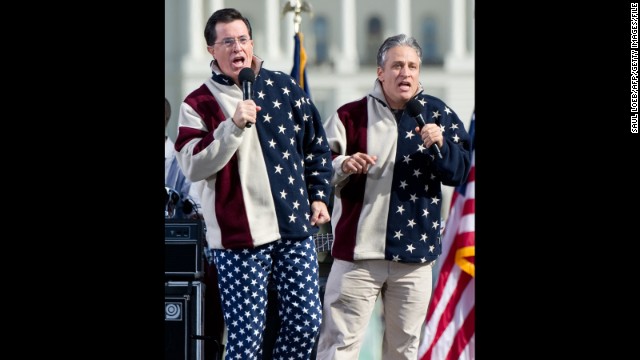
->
<box><xmin>419</xmin><ymin>111</ymin><xmax>475</xmax><ymax>360</ymax></box>
<box><xmin>448</xmin><ymin>305</ymin><xmax>475</xmax><ymax>360</ymax></box>
<box><xmin>425</xmin><ymin>269</ymin><xmax>473</xmax><ymax>358</ymax></box>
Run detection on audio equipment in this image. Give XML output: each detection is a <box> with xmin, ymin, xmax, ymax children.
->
<box><xmin>239</xmin><ymin>67</ymin><xmax>255</xmax><ymax>128</ymax></box>
<box><xmin>165</xmin><ymin>281</ymin><xmax>205</xmax><ymax>360</ymax></box>
<box><xmin>165</xmin><ymin>219</ymin><xmax>205</xmax><ymax>281</ymax></box>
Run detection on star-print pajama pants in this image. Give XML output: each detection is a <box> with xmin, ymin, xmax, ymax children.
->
<box><xmin>212</xmin><ymin>236</ymin><xmax>322</xmax><ymax>360</ymax></box>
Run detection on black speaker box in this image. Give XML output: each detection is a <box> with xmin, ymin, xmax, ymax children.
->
<box><xmin>165</xmin><ymin>281</ymin><xmax>205</xmax><ymax>360</ymax></box>
<box><xmin>165</xmin><ymin>219</ymin><xmax>205</xmax><ymax>280</ymax></box>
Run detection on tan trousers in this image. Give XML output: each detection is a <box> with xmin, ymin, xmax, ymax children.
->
<box><xmin>317</xmin><ymin>258</ymin><xmax>434</xmax><ymax>360</ymax></box>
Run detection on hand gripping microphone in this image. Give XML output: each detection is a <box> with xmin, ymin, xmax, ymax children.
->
<box><xmin>238</xmin><ymin>67</ymin><xmax>255</xmax><ymax>128</ymax></box>
<box><xmin>406</xmin><ymin>98</ymin><xmax>443</xmax><ymax>159</ymax></box>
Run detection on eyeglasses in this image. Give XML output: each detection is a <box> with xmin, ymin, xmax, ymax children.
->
<box><xmin>213</xmin><ymin>36</ymin><xmax>251</xmax><ymax>48</ymax></box>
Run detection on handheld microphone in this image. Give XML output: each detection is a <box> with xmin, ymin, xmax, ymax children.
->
<box><xmin>238</xmin><ymin>67</ymin><xmax>255</xmax><ymax>128</ymax></box>
<box><xmin>406</xmin><ymin>98</ymin><xmax>443</xmax><ymax>159</ymax></box>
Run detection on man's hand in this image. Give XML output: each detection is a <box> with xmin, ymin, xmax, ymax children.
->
<box><xmin>341</xmin><ymin>152</ymin><xmax>377</xmax><ymax>175</ymax></box>
<box><xmin>310</xmin><ymin>200</ymin><xmax>330</xmax><ymax>226</ymax></box>
<box><xmin>232</xmin><ymin>100</ymin><xmax>262</xmax><ymax>128</ymax></box>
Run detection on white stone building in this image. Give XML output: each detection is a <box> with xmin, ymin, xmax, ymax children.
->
<box><xmin>165</xmin><ymin>0</ymin><xmax>474</xmax><ymax>218</ymax></box>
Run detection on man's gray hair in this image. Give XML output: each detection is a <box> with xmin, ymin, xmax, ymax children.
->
<box><xmin>376</xmin><ymin>34</ymin><xmax>423</xmax><ymax>68</ymax></box>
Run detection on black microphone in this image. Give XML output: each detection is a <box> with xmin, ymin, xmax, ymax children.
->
<box><xmin>238</xmin><ymin>67</ymin><xmax>255</xmax><ymax>128</ymax></box>
<box><xmin>406</xmin><ymin>98</ymin><xmax>442</xmax><ymax>159</ymax></box>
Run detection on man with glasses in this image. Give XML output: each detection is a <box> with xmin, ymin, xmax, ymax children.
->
<box><xmin>174</xmin><ymin>8</ymin><xmax>333</xmax><ymax>360</ymax></box>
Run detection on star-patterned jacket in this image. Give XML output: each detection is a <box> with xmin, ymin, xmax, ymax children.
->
<box><xmin>324</xmin><ymin>79</ymin><xmax>471</xmax><ymax>263</ymax></box>
<box><xmin>174</xmin><ymin>57</ymin><xmax>333</xmax><ymax>250</ymax></box>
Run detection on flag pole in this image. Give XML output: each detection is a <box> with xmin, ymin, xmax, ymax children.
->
<box><xmin>281</xmin><ymin>0</ymin><xmax>313</xmax><ymax>34</ymax></box>
<box><xmin>283</xmin><ymin>0</ymin><xmax>314</xmax><ymax>97</ymax></box>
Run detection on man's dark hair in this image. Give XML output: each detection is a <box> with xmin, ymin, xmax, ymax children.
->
<box><xmin>204</xmin><ymin>8</ymin><xmax>253</xmax><ymax>46</ymax></box>
<box><xmin>165</xmin><ymin>97</ymin><xmax>171</xmax><ymax>126</ymax></box>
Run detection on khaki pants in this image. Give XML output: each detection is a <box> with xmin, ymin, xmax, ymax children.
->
<box><xmin>317</xmin><ymin>258</ymin><xmax>434</xmax><ymax>360</ymax></box>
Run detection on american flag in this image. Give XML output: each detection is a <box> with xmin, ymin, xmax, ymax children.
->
<box><xmin>418</xmin><ymin>111</ymin><xmax>475</xmax><ymax>360</ymax></box>
<box><xmin>291</xmin><ymin>32</ymin><xmax>310</xmax><ymax>97</ymax></box>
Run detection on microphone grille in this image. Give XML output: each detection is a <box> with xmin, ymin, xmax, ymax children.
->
<box><xmin>238</xmin><ymin>67</ymin><xmax>255</xmax><ymax>83</ymax></box>
<box><xmin>405</xmin><ymin>98</ymin><xmax>423</xmax><ymax>117</ymax></box>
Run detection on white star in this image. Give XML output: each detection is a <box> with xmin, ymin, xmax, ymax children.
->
<box><xmin>280</xmin><ymin>190</ymin><xmax>288</xmax><ymax>199</ymax></box>
<box><xmin>403</xmin><ymin>155</ymin><xmax>412</xmax><ymax>164</ymax></box>
<box><xmin>303</xmin><ymin>114</ymin><xmax>310</xmax><ymax>121</ymax></box>
<box><xmin>292</xmin><ymin>200</ymin><xmax>300</xmax><ymax>209</ymax></box>
<box><xmin>278</xmin><ymin>124</ymin><xmax>286</xmax><ymax>134</ymax></box>
<box><xmin>316</xmin><ymin>136</ymin><xmax>324</xmax><ymax>145</ymax></box>
<box><xmin>429</xmin><ymin>245</ymin><xmax>435</xmax><ymax>253</ymax></box>
<box><xmin>409</xmin><ymin>193</ymin><xmax>418</xmax><ymax>202</ymax></box>
<box><xmin>290</xmin><ymin>137</ymin><xmax>295</xmax><ymax>145</ymax></box>
<box><xmin>288</xmin><ymin>111</ymin><xmax>293</xmax><ymax>120</ymax></box>
<box><xmin>432</xmin><ymin>110</ymin><xmax>441</xmax><ymax>119</ymax></box>
<box><xmin>293</xmin><ymin>124</ymin><xmax>301</xmax><ymax>132</ymax></box>
<box><xmin>257</xmin><ymin>90</ymin><xmax>266</xmax><ymax>99</ymax></box>
<box><xmin>418</xmin><ymin>98</ymin><xmax>427</xmax><ymax>107</ymax></box>
<box><xmin>282</xmin><ymin>150</ymin><xmax>291</xmax><ymax>159</ymax></box>
<box><xmin>413</xmin><ymin>168</ymin><xmax>422</xmax><ymax>178</ymax></box>
<box><xmin>262</xmin><ymin>113</ymin><xmax>272</xmax><ymax>123</ymax></box>
<box><xmin>316</xmin><ymin>190</ymin><xmax>326</xmax><ymax>199</ymax></box>
<box><xmin>405</xmin><ymin>130</ymin><xmax>415</xmax><ymax>139</ymax></box>
<box><xmin>452</xmin><ymin>133</ymin><xmax>460</xmax><ymax>143</ymax></box>
<box><xmin>430</xmin><ymin>196</ymin><xmax>440</xmax><ymax>205</ymax></box>
<box><xmin>392</xmin><ymin>255</ymin><xmax>401</xmax><ymax>262</ymax></box>
<box><xmin>268</xmin><ymin>139</ymin><xmax>276</xmax><ymax>148</ymax></box>
<box><xmin>399</xmin><ymin>180</ymin><xmax>408</xmax><ymax>189</ymax></box>
<box><xmin>406</xmin><ymin>244</ymin><xmax>416</xmax><ymax>253</ymax></box>
<box><xmin>432</xmin><ymin>220</ymin><xmax>439</xmax><ymax>229</ymax></box>
<box><xmin>295</xmin><ymin>99</ymin><xmax>302</xmax><ymax>108</ymax></box>
<box><xmin>265</xmin><ymin>79</ymin><xmax>274</xmax><ymax>86</ymax></box>
<box><xmin>417</xmin><ymin>144</ymin><xmax>426</xmax><ymax>153</ymax></box>
<box><xmin>282</xmin><ymin>87</ymin><xmax>291</xmax><ymax>96</ymax></box>
<box><xmin>422</xmin><ymin>208</ymin><xmax>430</xmax><ymax>217</ymax></box>
<box><xmin>394</xmin><ymin>230</ymin><xmax>403</xmax><ymax>239</ymax></box>
<box><xmin>440</xmin><ymin>124</ymin><xmax>446</xmax><ymax>132</ymax></box>
<box><xmin>274</xmin><ymin>164</ymin><xmax>283</xmax><ymax>174</ymax></box>
<box><xmin>444</xmin><ymin>106</ymin><xmax>452</xmax><ymax>115</ymax></box>
<box><xmin>451</xmin><ymin>123</ymin><xmax>459</xmax><ymax>130</ymax></box>
<box><xmin>272</xmin><ymin>100</ymin><xmax>282</xmax><ymax>109</ymax></box>
<box><xmin>407</xmin><ymin>219</ymin><xmax>416</xmax><ymax>228</ymax></box>
<box><xmin>396</xmin><ymin>205</ymin><xmax>405</xmax><ymax>214</ymax></box>
<box><xmin>288</xmin><ymin>175</ymin><xmax>295</xmax><ymax>184</ymax></box>
<box><xmin>288</xmin><ymin>213</ymin><xmax>297</xmax><ymax>223</ymax></box>
<box><xmin>420</xmin><ymin>233</ymin><xmax>428</xmax><ymax>241</ymax></box>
